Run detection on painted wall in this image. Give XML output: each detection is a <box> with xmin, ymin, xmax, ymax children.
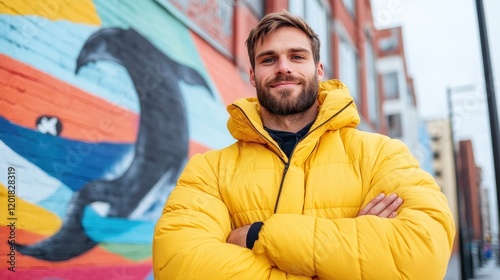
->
<box><xmin>0</xmin><ymin>0</ymin><xmax>252</xmax><ymax>278</ymax></box>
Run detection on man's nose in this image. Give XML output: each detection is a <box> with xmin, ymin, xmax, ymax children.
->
<box><xmin>276</xmin><ymin>58</ymin><xmax>292</xmax><ymax>74</ymax></box>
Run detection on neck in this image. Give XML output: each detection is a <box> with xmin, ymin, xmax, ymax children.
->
<box><xmin>261</xmin><ymin>101</ymin><xmax>319</xmax><ymax>133</ymax></box>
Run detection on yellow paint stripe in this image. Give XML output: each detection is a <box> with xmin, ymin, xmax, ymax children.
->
<box><xmin>0</xmin><ymin>0</ymin><xmax>101</xmax><ymax>25</ymax></box>
<box><xmin>0</xmin><ymin>183</ymin><xmax>62</xmax><ymax>235</ymax></box>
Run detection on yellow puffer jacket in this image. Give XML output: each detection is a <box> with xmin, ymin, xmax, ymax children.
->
<box><xmin>153</xmin><ymin>80</ymin><xmax>455</xmax><ymax>279</ymax></box>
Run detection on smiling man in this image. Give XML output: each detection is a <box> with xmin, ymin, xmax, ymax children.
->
<box><xmin>153</xmin><ymin>10</ymin><xmax>455</xmax><ymax>280</ymax></box>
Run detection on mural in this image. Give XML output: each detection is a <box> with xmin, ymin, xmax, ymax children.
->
<box><xmin>0</xmin><ymin>0</ymin><xmax>244</xmax><ymax>278</ymax></box>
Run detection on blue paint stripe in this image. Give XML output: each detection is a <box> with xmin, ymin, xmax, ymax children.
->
<box><xmin>0</xmin><ymin>117</ymin><xmax>133</xmax><ymax>191</ymax></box>
<box><xmin>144</xmin><ymin>270</ymin><xmax>154</xmax><ymax>280</ymax></box>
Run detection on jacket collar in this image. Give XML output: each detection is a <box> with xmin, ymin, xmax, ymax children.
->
<box><xmin>226</xmin><ymin>79</ymin><xmax>360</xmax><ymax>145</ymax></box>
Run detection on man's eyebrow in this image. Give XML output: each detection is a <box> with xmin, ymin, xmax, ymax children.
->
<box><xmin>255</xmin><ymin>50</ymin><xmax>276</xmax><ymax>60</ymax></box>
<box><xmin>288</xmin><ymin>47</ymin><xmax>310</xmax><ymax>54</ymax></box>
<box><xmin>256</xmin><ymin>47</ymin><xmax>311</xmax><ymax>60</ymax></box>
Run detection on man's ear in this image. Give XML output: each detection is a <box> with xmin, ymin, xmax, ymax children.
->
<box><xmin>249</xmin><ymin>67</ymin><xmax>256</xmax><ymax>87</ymax></box>
<box><xmin>316</xmin><ymin>62</ymin><xmax>324</xmax><ymax>81</ymax></box>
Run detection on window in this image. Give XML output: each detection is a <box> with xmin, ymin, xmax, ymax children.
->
<box><xmin>342</xmin><ymin>0</ymin><xmax>356</xmax><ymax>17</ymax></box>
<box><xmin>243</xmin><ymin>0</ymin><xmax>264</xmax><ymax>17</ymax></box>
<box><xmin>365</xmin><ymin>37</ymin><xmax>379</xmax><ymax>127</ymax></box>
<box><xmin>339</xmin><ymin>39</ymin><xmax>359</xmax><ymax>102</ymax></box>
<box><xmin>407</xmin><ymin>86</ymin><xmax>415</xmax><ymax>106</ymax></box>
<box><xmin>387</xmin><ymin>114</ymin><xmax>402</xmax><ymax>138</ymax></box>
<box><xmin>158</xmin><ymin>0</ymin><xmax>235</xmax><ymax>57</ymax></box>
<box><xmin>383</xmin><ymin>72</ymin><xmax>399</xmax><ymax>99</ymax></box>
<box><xmin>434</xmin><ymin>170</ymin><xmax>442</xmax><ymax>177</ymax></box>
<box><xmin>433</xmin><ymin>151</ymin><xmax>441</xmax><ymax>160</ymax></box>
<box><xmin>289</xmin><ymin>0</ymin><xmax>332</xmax><ymax>77</ymax></box>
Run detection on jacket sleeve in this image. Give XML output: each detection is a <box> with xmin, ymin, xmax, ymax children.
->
<box><xmin>153</xmin><ymin>153</ymin><xmax>313</xmax><ymax>280</ymax></box>
<box><xmin>252</xmin><ymin>138</ymin><xmax>456</xmax><ymax>280</ymax></box>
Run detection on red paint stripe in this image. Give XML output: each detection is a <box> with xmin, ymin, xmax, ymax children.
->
<box><xmin>190</xmin><ymin>33</ymin><xmax>255</xmax><ymax>106</ymax></box>
<box><xmin>0</xmin><ymin>262</ymin><xmax>152</xmax><ymax>279</ymax></box>
<box><xmin>188</xmin><ymin>140</ymin><xmax>211</xmax><ymax>157</ymax></box>
<box><xmin>0</xmin><ymin>228</ymin><xmax>141</xmax><ymax>268</ymax></box>
<box><xmin>0</xmin><ymin>55</ymin><xmax>139</xmax><ymax>143</ymax></box>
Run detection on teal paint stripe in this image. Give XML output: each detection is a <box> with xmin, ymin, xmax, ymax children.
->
<box><xmin>38</xmin><ymin>184</ymin><xmax>73</xmax><ymax>219</ymax></box>
<box><xmin>83</xmin><ymin>207</ymin><xmax>154</xmax><ymax>244</ymax></box>
<box><xmin>180</xmin><ymin>82</ymin><xmax>234</xmax><ymax>149</ymax></box>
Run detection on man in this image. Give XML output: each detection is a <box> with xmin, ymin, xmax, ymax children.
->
<box><xmin>153</xmin><ymin>11</ymin><xmax>455</xmax><ymax>279</ymax></box>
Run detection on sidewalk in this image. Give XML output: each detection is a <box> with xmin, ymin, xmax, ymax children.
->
<box><xmin>446</xmin><ymin>254</ymin><xmax>500</xmax><ymax>280</ymax></box>
<box><xmin>471</xmin><ymin>259</ymin><xmax>500</xmax><ymax>279</ymax></box>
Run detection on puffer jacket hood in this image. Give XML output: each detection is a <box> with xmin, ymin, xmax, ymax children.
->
<box><xmin>227</xmin><ymin>80</ymin><xmax>360</xmax><ymax>144</ymax></box>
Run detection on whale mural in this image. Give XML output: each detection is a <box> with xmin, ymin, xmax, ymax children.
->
<box><xmin>0</xmin><ymin>0</ymin><xmax>248</xmax><ymax>278</ymax></box>
<box><xmin>16</xmin><ymin>26</ymin><xmax>215</xmax><ymax>261</ymax></box>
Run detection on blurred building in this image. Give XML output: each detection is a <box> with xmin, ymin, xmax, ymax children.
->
<box><xmin>458</xmin><ymin>140</ymin><xmax>484</xmax><ymax>243</ymax></box>
<box><xmin>456</xmin><ymin>139</ymin><xmax>495</xmax><ymax>274</ymax></box>
<box><xmin>374</xmin><ymin>27</ymin><xmax>434</xmax><ymax>173</ymax></box>
<box><xmin>480</xmin><ymin>188</ymin><xmax>493</xmax><ymax>243</ymax></box>
<box><xmin>427</xmin><ymin>119</ymin><xmax>460</xmax><ymax>253</ymax></box>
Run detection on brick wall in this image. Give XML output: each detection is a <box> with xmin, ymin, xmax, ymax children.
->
<box><xmin>0</xmin><ymin>0</ymin><xmax>251</xmax><ymax>278</ymax></box>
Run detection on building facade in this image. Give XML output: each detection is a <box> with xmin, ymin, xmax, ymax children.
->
<box><xmin>375</xmin><ymin>27</ymin><xmax>435</xmax><ymax>175</ymax></box>
<box><xmin>427</xmin><ymin>119</ymin><xmax>460</xmax><ymax>253</ymax></box>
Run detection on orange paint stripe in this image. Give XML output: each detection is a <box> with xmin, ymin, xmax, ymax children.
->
<box><xmin>0</xmin><ymin>55</ymin><xmax>138</xmax><ymax>143</ymax></box>
<box><xmin>188</xmin><ymin>140</ymin><xmax>211</xmax><ymax>158</ymax></box>
<box><xmin>0</xmin><ymin>0</ymin><xmax>101</xmax><ymax>26</ymax></box>
<box><xmin>0</xmin><ymin>184</ymin><xmax>62</xmax><ymax>235</ymax></box>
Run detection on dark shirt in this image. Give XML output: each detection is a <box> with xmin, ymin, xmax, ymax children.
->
<box><xmin>264</xmin><ymin>121</ymin><xmax>314</xmax><ymax>159</ymax></box>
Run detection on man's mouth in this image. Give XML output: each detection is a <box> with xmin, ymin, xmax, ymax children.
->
<box><xmin>270</xmin><ymin>81</ymin><xmax>299</xmax><ymax>88</ymax></box>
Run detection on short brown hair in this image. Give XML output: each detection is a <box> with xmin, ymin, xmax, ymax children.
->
<box><xmin>245</xmin><ymin>10</ymin><xmax>320</xmax><ymax>69</ymax></box>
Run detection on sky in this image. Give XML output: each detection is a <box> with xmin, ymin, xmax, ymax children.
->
<box><xmin>371</xmin><ymin>0</ymin><xmax>500</xmax><ymax>238</ymax></box>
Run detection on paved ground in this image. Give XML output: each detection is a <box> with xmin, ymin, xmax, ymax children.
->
<box><xmin>446</xmin><ymin>254</ymin><xmax>500</xmax><ymax>280</ymax></box>
<box><xmin>471</xmin><ymin>260</ymin><xmax>500</xmax><ymax>279</ymax></box>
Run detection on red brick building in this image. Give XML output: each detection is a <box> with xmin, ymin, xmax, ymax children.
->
<box><xmin>458</xmin><ymin>140</ymin><xmax>483</xmax><ymax>241</ymax></box>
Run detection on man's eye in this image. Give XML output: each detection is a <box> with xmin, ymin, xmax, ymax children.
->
<box><xmin>292</xmin><ymin>55</ymin><xmax>304</xmax><ymax>60</ymax></box>
<box><xmin>262</xmin><ymin>58</ymin><xmax>275</xmax><ymax>63</ymax></box>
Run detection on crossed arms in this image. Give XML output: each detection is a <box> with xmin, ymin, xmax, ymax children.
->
<box><xmin>153</xmin><ymin>140</ymin><xmax>455</xmax><ymax>279</ymax></box>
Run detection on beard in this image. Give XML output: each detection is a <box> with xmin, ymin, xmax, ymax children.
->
<box><xmin>256</xmin><ymin>73</ymin><xmax>318</xmax><ymax>116</ymax></box>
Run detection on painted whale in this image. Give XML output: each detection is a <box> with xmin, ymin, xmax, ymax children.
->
<box><xmin>17</xmin><ymin>27</ymin><xmax>214</xmax><ymax>261</ymax></box>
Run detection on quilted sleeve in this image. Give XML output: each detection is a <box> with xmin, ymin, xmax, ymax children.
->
<box><xmin>153</xmin><ymin>153</ymin><xmax>313</xmax><ymax>280</ymax></box>
<box><xmin>252</xmin><ymin>138</ymin><xmax>455</xmax><ymax>280</ymax></box>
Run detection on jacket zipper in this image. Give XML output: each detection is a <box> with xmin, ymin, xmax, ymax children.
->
<box><xmin>233</xmin><ymin>100</ymin><xmax>353</xmax><ymax>213</ymax></box>
<box><xmin>273</xmin><ymin>161</ymin><xmax>290</xmax><ymax>213</ymax></box>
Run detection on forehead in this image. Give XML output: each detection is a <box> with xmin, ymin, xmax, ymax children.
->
<box><xmin>256</xmin><ymin>26</ymin><xmax>312</xmax><ymax>53</ymax></box>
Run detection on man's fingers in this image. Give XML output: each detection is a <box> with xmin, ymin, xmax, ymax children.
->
<box><xmin>357</xmin><ymin>193</ymin><xmax>403</xmax><ymax>218</ymax></box>
<box><xmin>369</xmin><ymin>193</ymin><xmax>398</xmax><ymax>215</ymax></box>
<box><xmin>378</xmin><ymin>197</ymin><xmax>403</xmax><ymax>218</ymax></box>
<box><xmin>357</xmin><ymin>193</ymin><xmax>385</xmax><ymax>216</ymax></box>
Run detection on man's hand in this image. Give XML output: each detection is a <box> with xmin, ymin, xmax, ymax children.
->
<box><xmin>227</xmin><ymin>224</ymin><xmax>251</xmax><ymax>247</ymax></box>
<box><xmin>227</xmin><ymin>193</ymin><xmax>402</xmax><ymax>248</ymax></box>
<box><xmin>357</xmin><ymin>193</ymin><xmax>403</xmax><ymax>218</ymax></box>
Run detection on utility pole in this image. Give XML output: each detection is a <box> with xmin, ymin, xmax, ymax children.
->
<box><xmin>475</xmin><ymin>0</ymin><xmax>500</xmax><ymax>251</ymax></box>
